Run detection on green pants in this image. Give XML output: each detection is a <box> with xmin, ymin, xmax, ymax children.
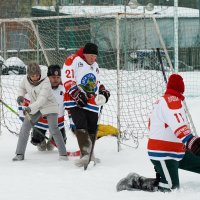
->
<box><xmin>151</xmin><ymin>151</ymin><xmax>200</xmax><ymax>190</ymax></box>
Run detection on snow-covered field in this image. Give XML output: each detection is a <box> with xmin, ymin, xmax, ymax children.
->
<box><xmin>0</xmin><ymin>96</ymin><xmax>200</xmax><ymax>200</ymax></box>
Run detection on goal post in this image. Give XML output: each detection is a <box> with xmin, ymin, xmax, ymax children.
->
<box><xmin>0</xmin><ymin>13</ymin><xmax>194</xmax><ymax>149</ymax></box>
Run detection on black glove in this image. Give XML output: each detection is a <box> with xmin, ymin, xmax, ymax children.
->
<box><xmin>71</xmin><ymin>89</ymin><xmax>87</xmax><ymax>107</ymax></box>
<box><xmin>187</xmin><ymin>136</ymin><xmax>200</xmax><ymax>156</ymax></box>
<box><xmin>99</xmin><ymin>84</ymin><xmax>110</xmax><ymax>103</ymax></box>
<box><xmin>23</xmin><ymin>107</ymin><xmax>31</xmax><ymax>115</ymax></box>
<box><xmin>17</xmin><ymin>96</ymin><xmax>24</xmax><ymax>105</ymax></box>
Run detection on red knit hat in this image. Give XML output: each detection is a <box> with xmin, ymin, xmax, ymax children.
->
<box><xmin>167</xmin><ymin>74</ymin><xmax>185</xmax><ymax>94</ymax></box>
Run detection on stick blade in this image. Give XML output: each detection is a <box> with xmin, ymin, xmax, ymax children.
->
<box><xmin>67</xmin><ymin>150</ymin><xmax>81</xmax><ymax>157</ymax></box>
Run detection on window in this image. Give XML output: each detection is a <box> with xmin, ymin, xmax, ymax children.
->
<box><xmin>34</xmin><ymin>0</ymin><xmax>40</xmax><ymax>5</ymax></box>
<box><xmin>8</xmin><ymin>31</ymin><xmax>29</xmax><ymax>50</ymax></box>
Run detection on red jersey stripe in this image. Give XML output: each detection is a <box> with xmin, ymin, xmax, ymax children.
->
<box><xmin>148</xmin><ymin>139</ymin><xmax>185</xmax><ymax>153</ymax></box>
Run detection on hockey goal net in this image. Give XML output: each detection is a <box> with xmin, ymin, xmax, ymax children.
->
<box><xmin>0</xmin><ymin>13</ymin><xmax>175</xmax><ymax>148</ymax></box>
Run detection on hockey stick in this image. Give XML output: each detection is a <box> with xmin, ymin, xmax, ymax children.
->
<box><xmin>156</xmin><ymin>48</ymin><xmax>197</xmax><ymax>136</ymax></box>
<box><xmin>0</xmin><ymin>99</ymin><xmax>19</xmax><ymax>116</ymax></box>
<box><xmin>0</xmin><ymin>99</ymin><xmax>80</xmax><ymax>156</ymax></box>
<box><xmin>156</xmin><ymin>48</ymin><xmax>168</xmax><ymax>84</ymax></box>
<box><xmin>84</xmin><ymin>106</ymin><xmax>103</xmax><ymax>170</ymax></box>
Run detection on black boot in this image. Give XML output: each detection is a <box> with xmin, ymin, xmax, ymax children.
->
<box><xmin>116</xmin><ymin>173</ymin><xmax>141</xmax><ymax>191</ymax></box>
<box><xmin>116</xmin><ymin>173</ymin><xmax>158</xmax><ymax>192</ymax></box>
<box><xmin>139</xmin><ymin>176</ymin><xmax>159</xmax><ymax>192</ymax></box>
<box><xmin>75</xmin><ymin>129</ymin><xmax>91</xmax><ymax>157</ymax></box>
<box><xmin>75</xmin><ymin>129</ymin><xmax>92</xmax><ymax>167</ymax></box>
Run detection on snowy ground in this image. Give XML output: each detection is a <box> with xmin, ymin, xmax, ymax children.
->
<box><xmin>1</xmin><ymin>97</ymin><xmax>200</xmax><ymax>200</ymax></box>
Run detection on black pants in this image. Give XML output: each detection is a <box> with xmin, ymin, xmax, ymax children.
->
<box><xmin>31</xmin><ymin>127</ymin><xmax>66</xmax><ymax>145</ymax></box>
<box><xmin>69</xmin><ymin>107</ymin><xmax>98</xmax><ymax>135</ymax></box>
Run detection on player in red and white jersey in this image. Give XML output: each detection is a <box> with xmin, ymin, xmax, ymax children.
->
<box><xmin>61</xmin><ymin>43</ymin><xmax>110</xmax><ymax>167</ymax></box>
<box><xmin>147</xmin><ymin>75</ymin><xmax>192</xmax><ymax>161</ymax></box>
<box><xmin>116</xmin><ymin>74</ymin><xmax>200</xmax><ymax>192</ymax></box>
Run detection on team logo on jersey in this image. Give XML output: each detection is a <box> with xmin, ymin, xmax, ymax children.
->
<box><xmin>78</xmin><ymin>62</ymin><xmax>83</xmax><ymax>67</ymax></box>
<box><xmin>79</xmin><ymin>73</ymin><xmax>97</xmax><ymax>94</ymax></box>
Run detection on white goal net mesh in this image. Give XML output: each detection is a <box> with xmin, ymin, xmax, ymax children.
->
<box><xmin>0</xmin><ymin>14</ymin><xmax>173</xmax><ymax>148</ymax></box>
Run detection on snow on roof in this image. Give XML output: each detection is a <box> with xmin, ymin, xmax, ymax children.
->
<box><xmin>33</xmin><ymin>5</ymin><xmax>199</xmax><ymax>18</ymax></box>
<box><xmin>4</xmin><ymin>57</ymin><xmax>25</xmax><ymax>67</ymax></box>
<box><xmin>39</xmin><ymin>65</ymin><xmax>48</xmax><ymax>74</ymax></box>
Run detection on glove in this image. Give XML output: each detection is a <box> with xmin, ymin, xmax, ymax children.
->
<box><xmin>23</xmin><ymin>107</ymin><xmax>31</xmax><ymax>115</ymax></box>
<box><xmin>99</xmin><ymin>84</ymin><xmax>110</xmax><ymax>103</ymax></box>
<box><xmin>71</xmin><ymin>89</ymin><xmax>88</xmax><ymax>107</ymax></box>
<box><xmin>17</xmin><ymin>96</ymin><xmax>24</xmax><ymax>105</ymax></box>
<box><xmin>187</xmin><ymin>136</ymin><xmax>200</xmax><ymax>156</ymax></box>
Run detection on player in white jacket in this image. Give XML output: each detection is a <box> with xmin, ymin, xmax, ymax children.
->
<box><xmin>116</xmin><ymin>74</ymin><xmax>200</xmax><ymax>192</ymax></box>
<box><xmin>30</xmin><ymin>65</ymin><xmax>66</xmax><ymax>151</ymax></box>
<box><xmin>13</xmin><ymin>63</ymin><xmax>68</xmax><ymax>161</ymax></box>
